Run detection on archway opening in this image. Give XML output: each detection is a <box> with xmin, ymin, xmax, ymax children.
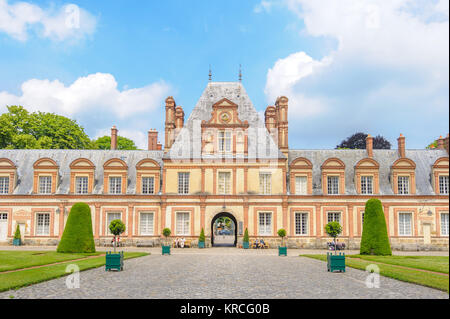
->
<box><xmin>211</xmin><ymin>212</ymin><xmax>237</xmax><ymax>247</ymax></box>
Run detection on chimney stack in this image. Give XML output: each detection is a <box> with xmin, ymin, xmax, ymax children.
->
<box><xmin>445</xmin><ymin>134</ymin><xmax>449</xmax><ymax>154</ymax></box>
<box><xmin>148</xmin><ymin>129</ymin><xmax>158</xmax><ymax>150</ymax></box>
<box><xmin>437</xmin><ymin>136</ymin><xmax>445</xmax><ymax>150</ymax></box>
<box><xmin>366</xmin><ymin>134</ymin><xmax>373</xmax><ymax>158</ymax></box>
<box><xmin>397</xmin><ymin>134</ymin><xmax>405</xmax><ymax>158</ymax></box>
<box><xmin>157</xmin><ymin>142</ymin><xmax>162</xmax><ymax>150</ymax></box>
<box><xmin>111</xmin><ymin>126</ymin><xmax>118</xmax><ymax>150</ymax></box>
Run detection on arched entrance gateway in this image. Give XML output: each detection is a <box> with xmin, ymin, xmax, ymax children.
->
<box><xmin>211</xmin><ymin>212</ymin><xmax>237</xmax><ymax>247</ymax></box>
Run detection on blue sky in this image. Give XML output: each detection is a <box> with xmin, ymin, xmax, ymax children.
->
<box><xmin>0</xmin><ymin>0</ymin><xmax>448</xmax><ymax>149</ymax></box>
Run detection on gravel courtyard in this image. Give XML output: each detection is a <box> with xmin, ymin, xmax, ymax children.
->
<box><xmin>1</xmin><ymin>248</ymin><xmax>448</xmax><ymax>299</ymax></box>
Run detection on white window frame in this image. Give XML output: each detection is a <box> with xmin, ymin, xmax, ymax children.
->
<box><xmin>106</xmin><ymin>212</ymin><xmax>122</xmax><ymax>235</ymax></box>
<box><xmin>178</xmin><ymin>172</ymin><xmax>190</xmax><ymax>195</ymax></box>
<box><xmin>258</xmin><ymin>212</ymin><xmax>272</xmax><ymax>236</ymax></box>
<box><xmin>75</xmin><ymin>176</ymin><xmax>89</xmax><ymax>194</ymax></box>
<box><xmin>398</xmin><ymin>212</ymin><xmax>412</xmax><ymax>236</ymax></box>
<box><xmin>439</xmin><ymin>176</ymin><xmax>449</xmax><ymax>195</ymax></box>
<box><xmin>259</xmin><ymin>173</ymin><xmax>272</xmax><ymax>195</ymax></box>
<box><xmin>38</xmin><ymin>176</ymin><xmax>52</xmax><ymax>194</ymax></box>
<box><xmin>398</xmin><ymin>176</ymin><xmax>410</xmax><ymax>195</ymax></box>
<box><xmin>218</xmin><ymin>131</ymin><xmax>232</xmax><ymax>153</ymax></box>
<box><xmin>327</xmin><ymin>176</ymin><xmax>339</xmax><ymax>195</ymax></box>
<box><xmin>441</xmin><ymin>213</ymin><xmax>449</xmax><ymax>236</ymax></box>
<box><xmin>218</xmin><ymin>172</ymin><xmax>231</xmax><ymax>195</ymax></box>
<box><xmin>142</xmin><ymin>176</ymin><xmax>155</xmax><ymax>194</ymax></box>
<box><xmin>35</xmin><ymin>213</ymin><xmax>50</xmax><ymax>236</ymax></box>
<box><xmin>295</xmin><ymin>212</ymin><xmax>308</xmax><ymax>235</ymax></box>
<box><xmin>0</xmin><ymin>176</ymin><xmax>9</xmax><ymax>194</ymax></box>
<box><xmin>361</xmin><ymin>176</ymin><xmax>373</xmax><ymax>195</ymax></box>
<box><xmin>0</xmin><ymin>213</ymin><xmax>8</xmax><ymax>220</ymax></box>
<box><xmin>295</xmin><ymin>176</ymin><xmax>307</xmax><ymax>195</ymax></box>
<box><xmin>176</xmin><ymin>212</ymin><xmax>190</xmax><ymax>235</ymax></box>
<box><xmin>327</xmin><ymin>212</ymin><xmax>341</xmax><ymax>224</ymax></box>
<box><xmin>139</xmin><ymin>212</ymin><xmax>154</xmax><ymax>236</ymax></box>
<box><xmin>109</xmin><ymin>176</ymin><xmax>122</xmax><ymax>194</ymax></box>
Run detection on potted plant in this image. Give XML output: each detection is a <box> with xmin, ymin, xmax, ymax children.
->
<box><xmin>325</xmin><ymin>221</ymin><xmax>345</xmax><ymax>272</ymax></box>
<box><xmin>105</xmin><ymin>219</ymin><xmax>125</xmax><ymax>271</ymax></box>
<box><xmin>242</xmin><ymin>228</ymin><xmax>250</xmax><ymax>249</ymax></box>
<box><xmin>198</xmin><ymin>228</ymin><xmax>206</xmax><ymax>248</ymax></box>
<box><xmin>277</xmin><ymin>229</ymin><xmax>287</xmax><ymax>256</ymax></box>
<box><xmin>162</xmin><ymin>228</ymin><xmax>171</xmax><ymax>255</ymax></box>
<box><xmin>13</xmin><ymin>224</ymin><xmax>21</xmax><ymax>246</ymax></box>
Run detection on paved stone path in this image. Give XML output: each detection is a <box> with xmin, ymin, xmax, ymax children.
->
<box><xmin>1</xmin><ymin>248</ymin><xmax>447</xmax><ymax>299</ymax></box>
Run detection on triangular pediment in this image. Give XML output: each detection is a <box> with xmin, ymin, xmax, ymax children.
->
<box><xmin>213</xmin><ymin>98</ymin><xmax>237</xmax><ymax>108</ymax></box>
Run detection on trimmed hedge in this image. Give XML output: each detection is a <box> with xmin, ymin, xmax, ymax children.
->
<box><xmin>57</xmin><ymin>203</ymin><xmax>96</xmax><ymax>253</ymax></box>
<box><xmin>360</xmin><ymin>198</ymin><xmax>392</xmax><ymax>256</ymax></box>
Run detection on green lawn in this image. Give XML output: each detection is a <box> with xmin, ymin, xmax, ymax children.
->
<box><xmin>0</xmin><ymin>252</ymin><xmax>149</xmax><ymax>292</ymax></box>
<box><xmin>301</xmin><ymin>254</ymin><xmax>449</xmax><ymax>293</ymax></box>
<box><xmin>0</xmin><ymin>251</ymin><xmax>102</xmax><ymax>272</ymax></box>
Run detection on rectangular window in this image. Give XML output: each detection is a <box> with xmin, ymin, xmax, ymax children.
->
<box><xmin>441</xmin><ymin>213</ymin><xmax>449</xmax><ymax>236</ymax></box>
<box><xmin>439</xmin><ymin>176</ymin><xmax>449</xmax><ymax>195</ymax></box>
<box><xmin>139</xmin><ymin>212</ymin><xmax>154</xmax><ymax>235</ymax></box>
<box><xmin>398</xmin><ymin>212</ymin><xmax>412</xmax><ymax>236</ymax></box>
<box><xmin>327</xmin><ymin>176</ymin><xmax>339</xmax><ymax>195</ymax></box>
<box><xmin>327</xmin><ymin>212</ymin><xmax>341</xmax><ymax>224</ymax></box>
<box><xmin>178</xmin><ymin>173</ymin><xmax>190</xmax><ymax>194</ymax></box>
<box><xmin>218</xmin><ymin>131</ymin><xmax>232</xmax><ymax>152</ymax></box>
<box><xmin>0</xmin><ymin>177</ymin><xmax>9</xmax><ymax>194</ymax></box>
<box><xmin>107</xmin><ymin>212</ymin><xmax>121</xmax><ymax>235</ymax></box>
<box><xmin>361</xmin><ymin>212</ymin><xmax>365</xmax><ymax>228</ymax></box>
<box><xmin>258</xmin><ymin>212</ymin><xmax>272</xmax><ymax>235</ymax></box>
<box><xmin>0</xmin><ymin>213</ymin><xmax>8</xmax><ymax>220</ymax></box>
<box><xmin>36</xmin><ymin>213</ymin><xmax>50</xmax><ymax>236</ymax></box>
<box><xmin>361</xmin><ymin>176</ymin><xmax>373</xmax><ymax>194</ymax></box>
<box><xmin>398</xmin><ymin>176</ymin><xmax>409</xmax><ymax>195</ymax></box>
<box><xmin>142</xmin><ymin>177</ymin><xmax>155</xmax><ymax>194</ymax></box>
<box><xmin>259</xmin><ymin>173</ymin><xmax>272</xmax><ymax>195</ymax></box>
<box><xmin>295</xmin><ymin>212</ymin><xmax>308</xmax><ymax>235</ymax></box>
<box><xmin>75</xmin><ymin>176</ymin><xmax>88</xmax><ymax>194</ymax></box>
<box><xmin>38</xmin><ymin>176</ymin><xmax>52</xmax><ymax>194</ymax></box>
<box><xmin>176</xmin><ymin>212</ymin><xmax>190</xmax><ymax>235</ymax></box>
<box><xmin>218</xmin><ymin>172</ymin><xmax>231</xmax><ymax>195</ymax></box>
<box><xmin>295</xmin><ymin>176</ymin><xmax>307</xmax><ymax>195</ymax></box>
<box><xmin>109</xmin><ymin>177</ymin><xmax>122</xmax><ymax>194</ymax></box>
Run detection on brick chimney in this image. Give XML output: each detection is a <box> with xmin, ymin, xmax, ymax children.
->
<box><xmin>366</xmin><ymin>134</ymin><xmax>373</xmax><ymax>158</ymax></box>
<box><xmin>175</xmin><ymin>106</ymin><xmax>185</xmax><ymax>129</ymax></box>
<box><xmin>397</xmin><ymin>134</ymin><xmax>405</xmax><ymax>158</ymax></box>
<box><xmin>157</xmin><ymin>142</ymin><xmax>162</xmax><ymax>150</ymax></box>
<box><xmin>111</xmin><ymin>126</ymin><xmax>118</xmax><ymax>150</ymax></box>
<box><xmin>437</xmin><ymin>136</ymin><xmax>445</xmax><ymax>150</ymax></box>
<box><xmin>148</xmin><ymin>129</ymin><xmax>158</xmax><ymax>150</ymax></box>
<box><xmin>445</xmin><ymin>134</ymin><xmax>449</xmax><ymax>154</ymax></box>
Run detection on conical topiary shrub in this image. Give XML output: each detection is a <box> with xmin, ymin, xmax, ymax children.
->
<box><xmin>14</xmin><ymin>224</ymin><xmax>21</xmax><ymax>240</ymax></box>
<box><xmin>57</xmin><ymin>202</ymin><xmax>96</xmax><ymax>253</ymax></box>
<box><xmin>360</xmin><ymin>198</ymin><xmax>392</xmax><ymax>256</ymax></box>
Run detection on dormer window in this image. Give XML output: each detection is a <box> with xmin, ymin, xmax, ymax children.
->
<box><xmin>70</xmin><ymin>158</ymin><xmax>95</xmax><ymax>195</ymax></box>
<box><xmin>103</xmin><ymin>158</ymin><xmax>128</xmax><ymax>195</ymax></box>
<box><xmin>439</xmin><ymin>176</ymin><xmax>449</xmax><ymax>195</ymax></box>
<box><xmin>391</xmin><ymin>158</ymin><xmax>416</xmax><ymax>195</ymax></box>
<box><xmin>0</xmin><ymin>177</ymin><xmax>9</xmax><ymax>194</ymax></box>
<box><xmin>398</xmin><ymin>176</ymin><xmax>410</xmax><ymax>195</ymax></box>
<box><xmin>39</xmin><ymin>176</ymin><xmax>52</xmax><ymax>194</ymax></box>
<box><xmin>75</xmin><ymin>176</ymin><xmax>89</xmax><ymax>194</ymax></box>
<box><xmin>432</xmin><ymin>157</ymin><xmax>449</xmax><ymax>195</ymax></box>
<box><xmin>0</xmin><ymin>158</ymin><xmax>16</xmax><ymax>195</ymax></box>
<box><xmin>218</xmin><ymin>131</ymin><xmax>232</xmax><ymax>152</ymax></box>
<box><xmin>321</xmin><ymin>158</ymin><xmax>345</xmax><ymax>195</ymax></box>
<box><xmin>33</xmin><ymin>158</ymin><xmax>59</xmax><ymax>194</ymax></box>
<box><xmin>109</xmin><ymin>177</ymin><xmax>122</xmax><ymax>194</ymax></box>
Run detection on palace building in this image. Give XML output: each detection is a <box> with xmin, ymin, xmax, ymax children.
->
<box><xmin>0</xmin><ymin>81</ymin><xmax>449</xmax><ymax>250</ymax></box>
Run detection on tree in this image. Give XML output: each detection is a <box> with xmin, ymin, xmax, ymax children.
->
<box><xmin>14</xmin><ymin>224</ymin><xmax>21</xmax><ymax>240</ymax></box>
<box><xmin>325</xmin><ymin>222</ymin><xmax>342</xmax><ymax>255</ymax></box>
<box><xmin>426</xmin><ymin>140</ymin><xmax>438</xmax><ymax>149</ymax></box>
<box><xmin>243</xmin><ymin>228</ymin><xmax>249</xmax><ymax>243</ymax></box>
<box><xmin>199</xmin><ymin>228</ymin><xmax>205</xmax><ymax>243</ymax></box>
<box><xmin>360</xmin><ymin>198</ymin><xmax>392</xmax><ymax>256</ymax></box>
<box><xmin>109</xmin><ymin>219</ymin><xmax>126</xmax><ymax>253</ymax></box>
<box><xmin>0</xmin><ymin>106</ymin><xmax>91</xmax><ymax>149</ymax></box>
<box><xmin>336</xmin><ymin>132</ymin><xmax>391</xmax><ymax>150</ymax></box>
<box><xmin>162</xmin><ymin>228</ymin><xmax>171</xmax><ymax>246</ymax></box>
<box><xmin>57</xmin><ymin>203</ymin><xmax>96</xmax><ymax>253</ymax></box>
<box><xmin>90</xmin><ymin>135</ymin><xmax>139</xmax><ymax>150</ymax></box>
<box><xmin>277</xmin><ymin>228</ymin><xmax>287</xmax><ymax>247</ymax></box>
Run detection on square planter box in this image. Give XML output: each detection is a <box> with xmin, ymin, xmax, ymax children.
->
<box><xmin>278</xmin><ymin>246</ymin><xmax>287</xmax><ymax>256</ymax></box>
<box><xmin>243</xmin><ymin>242</ymin><xmax>250</xmax><ymax>249</ymax></box>
<box><xmin>162</xmin><ymin>245</ymin><xmax>171</xmax><ymax>255</ymax></box>
<box><xmin>13</xmin><ymin>239</ymin><xmax>21</xmax><ymax>246</ymax></box>
<box><xmin>105</xmin><ymin>251</ymin><xmax>124</xmax><ymax>271</ymax></box>
<box><xmin>198</xmin><ymin>241</ymin><xmax>205</xmax><ymax>248</ymax></box>
<box><xmin>327</xmin><ymin>252</ymin><xmax>346</xmax><ymax>272</ymax></box>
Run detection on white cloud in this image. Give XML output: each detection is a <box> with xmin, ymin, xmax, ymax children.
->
<box><xmin>0</xmin><ymin>0</ymin><xmax>96</xmax><ymax>41</ymax></box>
<box><xmin>254</xmin><ymin>0</ymin><xmax>275</xmax><ymax>13</ymax></box>
<box><xmin>0</xmin><ymin>73</ymin><xmax>171</xmax><ymax>118</ymax></box>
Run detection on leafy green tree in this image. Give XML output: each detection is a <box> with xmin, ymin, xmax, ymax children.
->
<box><xmin>360</xmin><ymin>198</ymin><xmax>392</xmax><ymax>256</ymax></box>
<box><xmin>277</xmin><ymin>228</ymin><xmax>287</xmax><ymax>247</ymax></box>
<box><xmin>0</xmin><ymin>106</ymin><xmax>91</xmax><ymax>149</ymax></box>
<box><xmin>162</xmin><ymin>228</ymin><xmax>171</xmax><ymax>246</ymax></box>
<box><xmin>109</xmin><ymin>219</ymin><xmax>126</xmax><ymax>253</ymax></box>
<box><xmin>325</xmin><ymin>222</ymin><xmax>342</xmax><ymax>255</ymax></box>
<box><xmin>90</xmin><ymin>136</ymin><xmax>139</xmax><ymax>150</ymax></box>
<box><xmin>336</xmin><ymin>132</ymin><xmax>391</xmax><ymax>150</ymax></box>
<box><xmin>426</xmin><ymin>140</ymin><xmax>438</xmax><ymax>149</ymax></box>
<box><xmin>57</xmin><ymin>203</ymin><xmax>96</xmax><ymax>253</ymax></box>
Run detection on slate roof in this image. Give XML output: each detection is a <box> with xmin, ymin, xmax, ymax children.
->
<box><xmin>288</xmin><ymin>149</ymin><xmax>448</xmax><ymax>195</ymax></box>
<box><xmin>0</xmin><ymin>149</ymin><xmax>163</xmax><ymax>195</ymax></box>
<box><xmin>165</xmin><ymin>81</ymin><xmax>284</xmax><ymax>160</ymax></box>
